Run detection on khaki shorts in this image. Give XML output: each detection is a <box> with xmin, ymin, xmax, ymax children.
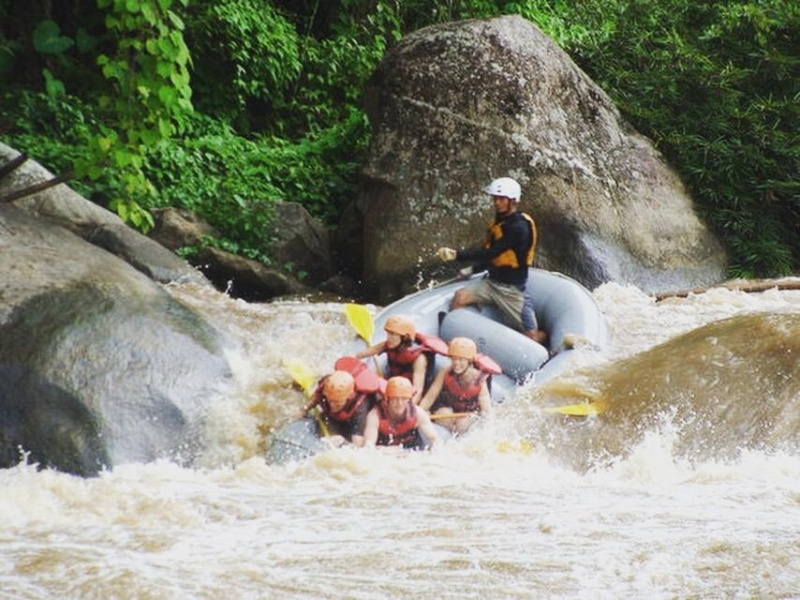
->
<box><xmin>463</xmin><ymin>279</ymin><xmax>525</xmax><ymax>331</ymax></box>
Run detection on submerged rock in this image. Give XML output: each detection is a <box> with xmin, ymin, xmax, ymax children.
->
<box><xmin>537</xmin><ymin>312</ymin><xmax>800</xmax><ymax>467</ymax></box>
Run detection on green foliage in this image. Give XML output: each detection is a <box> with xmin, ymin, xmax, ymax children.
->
<box><xmin>142</xmin><ymin>109</ymin><xmax>367</xmax><ymax>259</ymax></box>
<box><xmin>82</xmin><ymin>0</ymin><xmax>194</xmax><ymax>231</ymax></box>
<box><xmin>0</xmin><ymin>90</ymin><xmax>102</xmax><ymax>199</ymax></box>
<box><xmin>185</xmin><ymin>0</ymin><xmax>301</xmax><ymax>129</ymax></box>
<box><xmin>2</xmin><ymin>0</ymin><xmax>798</xmax><ymax>278</ymax></box>
<box><xmin>558</xmin><ymin>0</ymin><xmax>800</xmax><ymax>276</ymax></box>
<box><xmin>32</xmin><ymin>20</ymin><xmax>75</xmax><ymax>54</ymax></box>
<box><xmin>217</xmin><ymin>0</ymin><xmax>404</xmax><ymax>137</ymax></box>
<box><xmin>0</xmin><ymin>1</ymin><xmax>104</xmax><ymax>92</ymax></box>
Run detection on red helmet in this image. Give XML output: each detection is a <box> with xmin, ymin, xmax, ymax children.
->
<box><xmin>324</xmin><ymin>371</ymin><xmax>355</xmax><ymax>402</ymax></box>
<box><xmin>385</xmin><ymin>376</ymin><xmax>414</xmax><ymax>399</ymax></box>
<box><xmin>448</xmin><ymin>337</ymin><xmax>477</xmax><ymax>361</ymax></box>
<box><xmin>384</xmin><ymin>315</ymin><xmax>416</xmax><ymax>339</ymax></box>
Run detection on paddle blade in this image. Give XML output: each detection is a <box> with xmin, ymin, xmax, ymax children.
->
<box><xmin>284</xmin><ymin>360</ymin><xmax>316</xmax><ymax>396</ymax></box>
<box><xmin>543</xmin><ymin>401</ymin><xmax>606</xmax><ymax>416</ymax></box>
<box><xmin>344</xmin><ymin>303</ymin><xmax>374</xmax><ymax>344</ymax></box>
<box><xmin>283</xmin><ymin>360</ymin><xmax>330</xmax><ymax>437</ymax></box>
<box><xmin>497</xmin><ymin>439</ymin><xmax>534</xmax><ymax>455</ymax></box>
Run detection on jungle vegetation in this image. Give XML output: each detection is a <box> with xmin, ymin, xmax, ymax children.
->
<box><xmin>1</xmin><ymin>0</ymin><xmax>797</xmax><ymax>277</ymax></box>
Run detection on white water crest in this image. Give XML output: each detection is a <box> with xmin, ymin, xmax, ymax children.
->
<box><xmin>2</xmin><ymin>279</ymin><xmax>800</xmax><ymax>599</ymax></box>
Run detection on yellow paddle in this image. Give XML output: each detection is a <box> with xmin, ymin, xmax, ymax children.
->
<box><xmin>283</xmin><ymin>359</ymin><xmax>330</xmax><ymax>436</ymax></box>
<box><xmin>284</xmin><ymin>359</ymin><xmax>316</xmax><ymax>396</ymax></box>
<box><xmin>543</xmin><ymin>401</ymin><xmax>606</xmax><ymax>416</ymax></box>
<box><xmin>344</xmin><ymin>303</ymin><xmax>374</xmax><ymax>345</ymax></box>
<box><xmin>497</xmin><ymin>439</ymin><xmax>534</xmax><ymax>455</ymax></box>
<box><xmin>344</xmin><ymin>303</ymin><xmax>383</xmax><ymax>374</ymax></box>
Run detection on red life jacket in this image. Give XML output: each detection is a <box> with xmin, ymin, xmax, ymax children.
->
<box><xmin>334</xmin><ymin>356</ymin><xmax>383</xmax><ymax>393</ymax></box>
<box><xmin>475</xmin><ymin>353</ymin><xmax>502</xmax><ymax>375</ymax></box>
<box><xmin>384</xmin><ymin>334</ymin><xmax>448</xmax><ymax>379</ymax></box>
<box><xmin>377</xmin><ymin>401</ymin><xmax>419</xmax><ymax>447</ymax></box>
<box><xmin>384</xmin><ymin>342</ymin><xmax>425</xmax><ymax>379</ymax></box>
<box><xmin>415</xmin><ymin>332</ymin><xmax>448</xmax><ymax>356</ymax></box>
<box><xmin>440</xmin><ymin>370</ymin><xmax>489</xmax><ymax>413</ymax></box>
<box><xmin>318</xmin><ymin>389</ymin><xmax>370</xmax><ymax>423</ymax></box>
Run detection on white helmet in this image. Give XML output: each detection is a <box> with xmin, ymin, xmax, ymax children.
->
<box><xmin>484</xmin><ymin>177</ymin><xmax>521</xmax><ymax>201</ymax></box>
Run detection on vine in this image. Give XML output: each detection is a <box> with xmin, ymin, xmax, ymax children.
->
<box><xmin>84</xmin><ymin>0</ymin><xmax>193</xmax><ymax>231</ymax></box>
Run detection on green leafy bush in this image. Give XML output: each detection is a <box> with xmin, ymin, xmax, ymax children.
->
<box><xmin>559</xmin><ymin>0</ymin><xmax>800</xmax><ymax>276</ymax></box>
<box><xmin>185</xmin><ymin>0</ymin><xmax>301</xmax><ymax>131</ymax></box>
<box><xmin>142</xmin><ymin>108</ymin><xmax>366</xmax><ymax>260</ymax></box>
<box><xmin>0</xmin><ymin>90</ymin><xmax>104</xmax><ymax>200</ymax></box>
<box><xmin>2</xmin><ymin>0</ymin><xmax>798</xmax><ymax>277</ymax></box>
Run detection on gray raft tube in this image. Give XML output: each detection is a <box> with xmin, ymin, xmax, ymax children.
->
<box><xmin>370</xmin><ymin>269</ymin><xmax>608</xmax><ymax>393</ymax></box>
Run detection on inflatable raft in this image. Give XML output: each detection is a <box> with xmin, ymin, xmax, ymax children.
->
<box><xmin>266</xmin><ymin>269</ymin><xmax>607</xmax><ymax>463</ymax></box>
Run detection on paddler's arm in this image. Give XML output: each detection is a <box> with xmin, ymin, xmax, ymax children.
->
<box><xmin>294</xmin><ymin>385</ymin><xmax>322</xmax><ymax>419</ymax></box>
<box><xmin>355</xmin><ymin>341</ymin><xmax>386</xmax><ymax>359</ymax></box>
<box><xmin>416</xmin><ymin>408</ymin><xmax>441</xmax><ymax>451</ymax></box>
<box><xmin>478</xmin><ymin>379</ymin><xmax>493</xmax><ymax>419</ymax></box>
<box><xmin>361</xmin><ymin>407</ymin><xmax>380</xmax><ymax>448</ymax></box>
<box><xmin>419</xmin><ymin>369</ymin><xmax>445</xmax><ymax>410</ymax></box>
<box><xmin>411</xmin><ymin>354</ymin><xmax>427</xmax><ymax>402</ymax></box>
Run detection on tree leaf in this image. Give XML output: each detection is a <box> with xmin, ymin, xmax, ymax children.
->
<box><xmin>33</xmin><ymin>20</ymin><xmax>74</xmax><ymax>55</ymax></box>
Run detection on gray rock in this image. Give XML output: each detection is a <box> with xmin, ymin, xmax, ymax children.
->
<box><xmin>269</xmin><ymin>201</ymin><xmax>335</xmax><ymax>285</ymax></box>
<box><xmin>0</xmin><ymin>143</ymin><xmax>208</xmax><ymax>286</ymax></box>
<box><xmin>193</xmin><ymin>246</ymin><xmax>312</xmax><ymax>301</ymax></box>
<box><xmin>149</xmin><ymin>206</ymin><xmax>220</xmax><ymax>251</ymax></box>
<box><xmin>150</xmin><ymin>202</ymin><xmax>334</xmax><ymax>298</ymax></box>
<box><xmin>360</xmin><ymin>16</ymin><xmax>727</xmax><ymax>302</ymax></box>
<box><xmin>0</xmin><ymin>205</ymin><xmax>232</xmax><ymax>476</ymax></box>
<box><xmin>89</xmin><ymin>222</ymin><xmax>208</xmax><ymax>284</ymax></box>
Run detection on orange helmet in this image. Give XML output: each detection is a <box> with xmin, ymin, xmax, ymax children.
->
<box><xmin>384</xmin><ymin>315</ymin><xmax>415</xmax><ymax>339</ymax></box>
<box><xmin>448</xmin><ymin>337</ymin><xmax>477</xmax><ymax>361</ymax></box>
<box><xmin>324</xmin><ymin>370</ymin><xmax>355</xmax><ymax>402</ymax></box>
<box><xmin>385</xmin><ymin>376</ymin><xmax>414</xmax><ymax>399</ymax></box>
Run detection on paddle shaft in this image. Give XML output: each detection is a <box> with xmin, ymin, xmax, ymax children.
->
<box><xmin>429</xmin><ymin>412</ymin><xmax>475</xmax><ymax>420</ymax></box>
<box><xmin>543</xmin><ymin>402</ymin><xmax>606</xmax><ymax>416</ymax></box>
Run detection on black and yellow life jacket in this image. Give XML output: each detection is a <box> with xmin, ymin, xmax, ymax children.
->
<box><xmin>483</xmin><ymin>211</ymin><xmax>537</xmax><ymax>269</ymax></box>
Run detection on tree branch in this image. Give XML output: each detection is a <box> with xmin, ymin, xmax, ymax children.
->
<box><xmin>653</xmin><ymin>278</ymin><xmax>800</xmax><ymax>301</ymax></box>
<box><xmin>0</xmin><ymin>153</ymin><xmax>28</xmax><ymax>180</ymax></box>
<box><xmin>0</xmin><ymin>172</ymin><xmax>73</xmax><ymax>204</ymax></box>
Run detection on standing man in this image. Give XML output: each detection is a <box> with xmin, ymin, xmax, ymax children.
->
<box><xmin>436</xmin><ymin>177</ymin><xmax>547</xmax><ymax>345</ymax></box>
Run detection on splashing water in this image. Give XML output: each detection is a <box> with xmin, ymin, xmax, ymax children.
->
<box><xmin>2</xmin><ymin>280</ymin><xmax>800</xmax><ymax>598</ymax></box>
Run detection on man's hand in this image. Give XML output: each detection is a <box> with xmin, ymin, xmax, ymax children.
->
<box><xmin>437</xmin><ymin>247</ymin><xmax>457</xmax><ymax>262</ymax></box>
<box><xmin>457</xmin><ymin>266</ymin><xmax>474</xmax><ymax>280</ymax></box>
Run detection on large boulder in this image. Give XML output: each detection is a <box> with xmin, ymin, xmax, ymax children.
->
<box><xmin>269</xmin><ymin>201</ymin><xmax>336</xmax><ymax>285</ymax></box>
<box><xmin>0</xmin><ymin>143</ymin><xmax>207</xmax><ymax>285</ymax></box>
<box><xmin>360</xmin><ymin>16</ymin><xmax>727</xmax><ymax>302</ymax></box>
<box><xmin>0</xmin><ymin>204</ymin><xmax>232</xmax><ymax>476</ymax></box>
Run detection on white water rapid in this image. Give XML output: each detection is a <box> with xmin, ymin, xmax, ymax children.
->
<box><xmin>2</xmin><ymin>279</ymin><xmax>799</xmax><ymax>599</ymax></box>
